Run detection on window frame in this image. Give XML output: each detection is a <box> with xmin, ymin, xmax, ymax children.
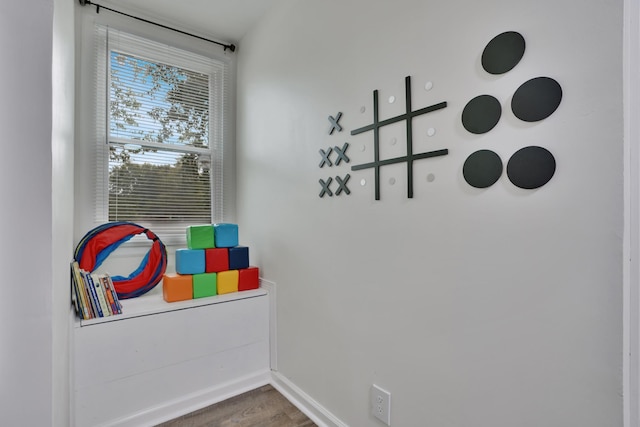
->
<box><xmin>76</xmin><ymin>10</ymin><xmax>235</xmax><ymax>248</ymax></box>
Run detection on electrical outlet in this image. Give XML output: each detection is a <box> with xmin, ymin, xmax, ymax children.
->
<box><xmin>371</xmin><ymin>384</ymin><xmax>391</xmax><ymax>425</ymax></box>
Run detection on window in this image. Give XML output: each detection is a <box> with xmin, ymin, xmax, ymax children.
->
<box><xmin>92</xmin><ymin>26</ymin><xmax>228</xmax><ymax>241</ymax></box>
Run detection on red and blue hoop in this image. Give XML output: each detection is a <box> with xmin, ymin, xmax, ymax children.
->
<box><xmin>74</xmin><ymin>222</ymin><xmax>167</xmax><ymax>299</ymax></box>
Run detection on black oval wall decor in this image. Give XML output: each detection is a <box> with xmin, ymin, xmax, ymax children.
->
<box><xmin>463</xmin><ymin>149</ymin><xmax>503</xmax><ymax>188</ymax></box>
<box><xmin>482</xmin><ymin>31</ymin><xmax>526</xmax><ymax>75</ymax></box>
<box><xmin>511</xmin><ymin>77</ymin><xmax>563</xmax><ymax>122</ymax></box>
<box><xmin>462</xmin><ymin>95</ymin><xmax>502</xmax><ymax>134</ymax></box>
<box><xmin>506</xmin><ymin>146</ymin><xmax>556</xmax><ymax>189</ymax></box>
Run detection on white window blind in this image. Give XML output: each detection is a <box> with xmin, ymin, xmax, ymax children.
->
<box><xmin>93</xmin><ymin>26</ymin><xmax>227</xmax><ymax>240</ymax></box>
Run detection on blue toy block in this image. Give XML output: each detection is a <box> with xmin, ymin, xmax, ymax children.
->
<box><xmin>175</xmin><ymin>248</ymin><xmax>205</xmax><ymax>275</ymax></box>
<box><xmin>213</xmin><ymin>223</ymin><xmax>239</xmax><ymax>248</ymax></box>
<box><xmin>228</xmin><ymin>246</ymin><xmax>249</xmax><ymax>270</ymax></box>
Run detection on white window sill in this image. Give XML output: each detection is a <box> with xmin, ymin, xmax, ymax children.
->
<box><xmin>76</xmin><ymin>284</ymin><xmax>267</xmax><ymax>327</ymax></box>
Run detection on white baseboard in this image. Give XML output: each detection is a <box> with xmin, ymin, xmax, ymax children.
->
<box><xmin>270</xmin><ymin>371</ymin><xmax>349</xmax><ymax>427</ymax></box>
<box><xmin>98</xmin><ymin>369</ymin><xmax>347</xmax><ymax>427</ymax></box>
<box><xmin>258</xmin><ymin>279</ymin><xmax>346</xmax><ymax>426</ymax></box>
<box><xmin>104</xmin><ymin>370</ymin><xmax>272</xmax><ymax>427</ymax></box>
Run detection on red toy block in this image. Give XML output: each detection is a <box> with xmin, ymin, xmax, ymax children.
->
<box><xmin>238</xmin><ymin>266</ymin><xmax>260</xmax><ymax>291</ymax></box>
<box><xmin>205</xmin><ymin>248</ymin><xmax>229</xmax><ymax>273</ymax></box>
<box><xmin>162</xmin><ymin>273</ymin><xmax>193</xmax><ymax>302</ymax></box>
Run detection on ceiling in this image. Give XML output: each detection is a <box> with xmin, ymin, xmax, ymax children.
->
<box><xmin>93</xmin><ymin>0</ymin><xmax>280</xmax><ymax>45</ymax></box>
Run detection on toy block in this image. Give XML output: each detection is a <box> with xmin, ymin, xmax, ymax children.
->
<box><xmin>229</xmin><ymin>246</ymin><xmax>249</xmax><ymax>270</ymax></box>
<box><xmin>175</xmin><ymin>248</ymin><xmax>205</xmax><ymax>274</ymax></box>
<box><xmin>217</xmin><ymin>270</ymin><xmax>239</xmax><ymax>295</ymax></box>
<box><xmin>186</xmin><ymin>225</ymin><xmax>215</xmax><ymax>249</ymax></box>
<box><xmin>213</xmin><ymin>223</ymin><xmax>238</xmax><ymax>248</ymax></box>
<box><xmin>205</xmin><ymin>248</ymin><xmax>229</xmax><ymax>273</ymax></box>
<box><xmin>238</xmin><ymin>267</ymin><xmax>260</xmax><ymax>291</ymax></box>
<box><xmin>193</xmin><ymin>273</ymin><xmax>217</xmax><ymax>298</ymax></box>
<box><xmin>162</xmin><ymin>273</ymin><xmax>193</xmax><ymax>302</ymax></box>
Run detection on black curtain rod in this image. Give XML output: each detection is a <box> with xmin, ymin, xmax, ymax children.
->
<box><xmin>78</xmin><ymin>0</ymin><xmax>236</xmax><ymax>52</ymax></box>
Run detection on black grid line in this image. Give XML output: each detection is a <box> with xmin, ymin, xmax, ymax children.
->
<box><xmin>351</xmin><ymin>76</ymin><xmax>448</xmax><ymax>200</ymax></box>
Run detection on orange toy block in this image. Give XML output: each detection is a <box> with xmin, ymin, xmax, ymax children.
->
<box><xmin>217</xmin><ymin>270</ymin><xmax>239</xmax><ymax>295</ymax></box>
<box><xmin>162</xmin><ymin>273</ymin><xmax>193</xmax><ymax>302</ymax></box>
<box><xmin>238</xmin><ymin>266</ymin><xmax>260</xmax><ymax>291</ymax></box>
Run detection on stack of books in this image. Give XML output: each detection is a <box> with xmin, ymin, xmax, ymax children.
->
<box><xmin>71</xmin><ymin>261</ymin><xmax>122</xmax><ymax>320</ymax></box>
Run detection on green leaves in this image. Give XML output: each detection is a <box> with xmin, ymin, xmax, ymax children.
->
<box><xmin>109</xmin><ymin>52</ymin><xmax>209</xmax><ymax>147</ymax></box>
<box><xmin>108</xmin><ymin>51</ymin><xmax>212</xmax><ymax>223</ymax></box>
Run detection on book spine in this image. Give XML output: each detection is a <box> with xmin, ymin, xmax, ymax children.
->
<box><xmin>84</xmin><ymin>271</ymin><xmax>103</xmax><ymax>318</ymax></box>
<box><xmin>72</xmin><ymin>261</ymin><xmax>91</xmax><ymax>319</ymax></box>
<box><xmin>101</xmin><ymin>276</ymin><xmax>114</xmax><ymax>316</ymax></box>
<box><xmin>70</xmin><ymin>263</ymin><xmax>81</xmax><ymax>317</ymax></box>
<box><xmin>79</xmin><ymin>269</ymin><xmax>94</xmax><ymax>318</ymax></box>
<box><xmin>106</xmin><ymin>276</ymin><xmax>123</xmax><ymax>314</ymax></box>
<box><xmin>92</xmin><ymin>273</ymin><xmax>111</xmax><ymax>317</ymax></box>
<box><xmin>100</xmin><ymin>275</ymin><xmax>116</xmax><ymax>316</ymax></box>
<box><xmin>110</xmin><ymin>280</ymin><xmax>121</xmax><ymax>314</ymax></box>
<box><xmin>101</xmin><ymin>275</ymin><xmax>114</xmax><ymax>316</ymax></box>
<box><xmin>84</xmin><ymin>271</ymin><xmax>97</xmax><ymax>318</ymax></box>
<box><xmin>84</xmin><ymin>274</ymin><xmax>94</xmax><ymax>318</ymax></box>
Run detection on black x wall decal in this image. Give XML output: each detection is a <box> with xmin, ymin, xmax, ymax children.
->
<box><xmin>350</xmin><ymin>76</ymin><xmax>449</xmax><ymax>200</ymax></box>
<box><xmin>335</xmin><ymin>174</ymin><xmax>351</xmax><ymax>195</ymax></box>
<box><xmin>328</xmin><ymin>112</ymin><xmax>343</xmax><ymax>135</ymax></box>
<box><xmin>334</xmin><ymin>143</ymin><xmax>350</xmax><ymax>165</ymax></box>
<box><xmin>318</xmin><ymin>143</ymin><xmax>351</xmax><ymax>168</ymax></box>
<box><xmin>319</xmin><ymin>147</ymin><xmax>333</xmax><ymax>168</ymax></box>
<box><xmin>319</xmin><ymin>175</ymin><xmax>351</xmax><ymax>198</ymax></box>
<box><xmin>319</xmin><ymin>177</ymin><xmax>333</xmax><ymax>197</ymax></box>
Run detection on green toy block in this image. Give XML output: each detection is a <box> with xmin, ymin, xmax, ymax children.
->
<box><xmin>187</xmin><ymin>225</ymin><xmax>215</xmax><ymax>249</ymax></box>
<box><xmin>193</xmin><ymin>272</ymin><xmax>217</xmax><ymax>298</ymax></box>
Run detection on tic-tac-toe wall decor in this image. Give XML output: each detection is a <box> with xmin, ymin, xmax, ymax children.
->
<box><xmin>350</xmin><ymin>76</ymin><xmax>449</xmax><ymax>200</ymax></box>
<box><xmin>506</xmin><ymin>146</ymin><xmax>556</xmax><ymax>189</ymax></box>
<box><xmin>463</xmin><ymin>150</ymin><xmax>504</xmax><ymax>189</ymax></box>
<box><xmin>334</xmin><ymin>143</ymin><xmax>350</xmax><ymax>165</ymax></box>
<box><xmin>328</xmin><ymin>112</ymin><xmax>343</xmax><ymax>135</ymax></box>
<box><xmin>335</xmin><ymin>174</ymin><xmax>351</xmax><ymax>195</ymax></box>
<box><xmin>461</xmin><ymin>31</ymin><xmax>561</xmax><ymax>190</ymax></box>
<box><xmin>322</xmin><ymin>30</ymin><xmax>562</xmax><ymax>200</ymax></box>
<box><xmin>319</xmin><ymin>177</ymin><xmax>333</xmax><ymax>197</ymax></box>
<box><xmin>481</xmin><ymin>31</ymin><xmax>526</xmax><ymax>75</ymax></box>
<box><xmin>319</xmin><ymin>147</ymin><xmax>333</xmax><ymax>168</ymax></box>
<box><xmin>318</xmin><ymin>175</ymin><xmax>351</xmax><ymax>197</ymax></box>
<box><xmin>511</xmin><ymin>77</ymin><xmax>563</xmax><ymax>122</ymax></box>
<box><xmin>319</xmin><ymin>121</ymin><xmax>351</xmax><ymax>198</ymax></box>
<box><xmin>462</xmin><ymin>94</ymin><xmax>502</xmax><ymax>134</ymax></box>
<box><xmin>318</xmin><ymin>143</ymin><xmax>350</xmax><ymax>168</ymax></box>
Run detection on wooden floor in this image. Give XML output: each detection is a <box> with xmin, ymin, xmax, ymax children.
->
<box><xmin>156</xmin><ymin>385</ymin><xmax>317</xmax><ymax>427</ymax></box>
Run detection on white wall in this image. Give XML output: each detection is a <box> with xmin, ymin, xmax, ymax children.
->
<box><xmin>624</xmin><ymin>0</ymin><xmax>640</xmax><ymax>425</ymax></box>
<box><xmin>52</xmin><ymin>0</ymin><xmax>75</xmax><ymax>425</ymax></box>
<box><xmin>237</xmin><ymin>1</ymin><xmax>623</xmax><ymax>426</ymax></box>
<box><xmin>0</xmin><ymin>0</ymin><xmax>54</xmax><ymax>425</ymax></box>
